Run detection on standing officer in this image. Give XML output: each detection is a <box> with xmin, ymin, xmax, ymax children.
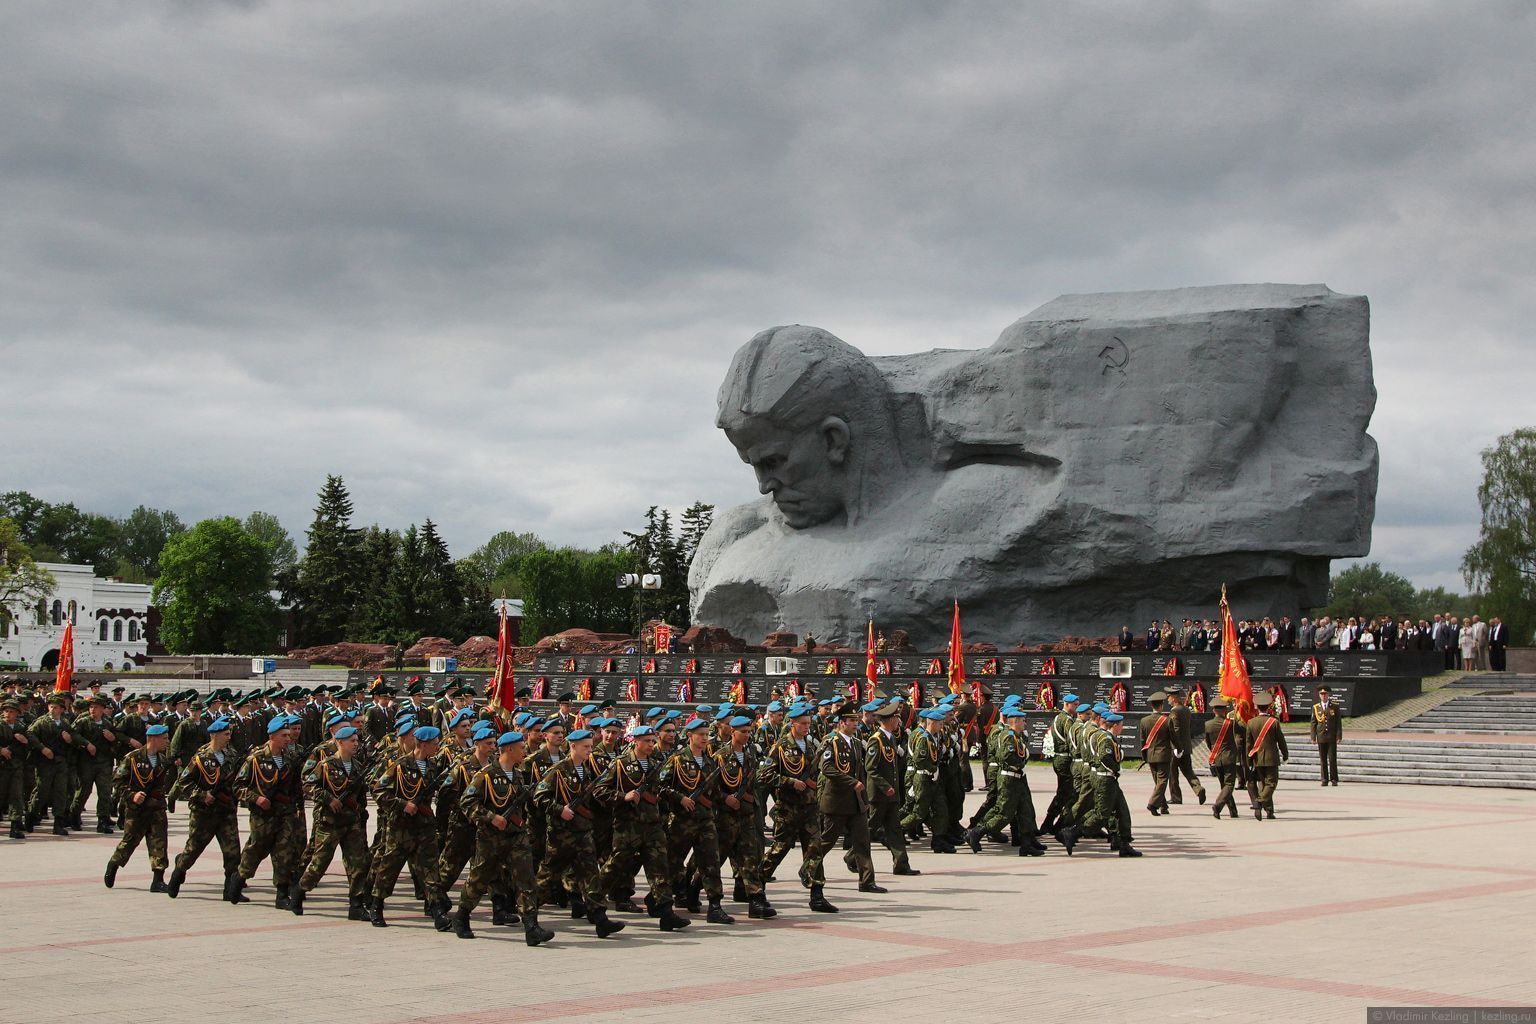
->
<box><xmin>167</xmin><ymin>716</ymin><xmax>243</xmax><ymax>900</ymax></box>
<box><xmin>1310</xmin><ymin>686</ymin><xmax>1342</xmax><ymax>786</ymax></box>
<box><xmin>1245</xmin><ymin>693</ymin><xmax>1289</xmax><ymax>819</ymax></box>
<box><xmin>105</xmin><ymin>722</ymin><xmax>172</xmax><ymax>890</ymax></box>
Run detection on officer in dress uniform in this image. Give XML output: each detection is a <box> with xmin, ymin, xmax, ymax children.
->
<box><xmin>1310</xmin><ymin>686</ymin><xmax>1343</xmax><ymax>786</ymax></box>
<box><xmin>1245</xmin><ymin>692</ymin><xmax>1289</xmax><ymax>819</ymax></box>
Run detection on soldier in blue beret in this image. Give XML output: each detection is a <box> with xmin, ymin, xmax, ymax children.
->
<box><xmin>291</xmin><ymin>724</ymin><xmax>370</xmax><ymax>918</ymax></box>
<box><xmin>164</xmin><ymin>715</ymin><xmax>243</xmax><ymax>900</ymax></box>
<box><xmin>104</xmin><ymin>721</ymin><xmax>173</xmax><ymax>891</ymax></box>
<box><xmin>593</xmin><ymin>724</ymin><xmax>691</xmax><ymax>931</ymax></box>
<box><xmin>1039</xmin><ymin>692</ymin><xmax>1081</xmax><ymax>837</ymax></box>
<box><xmin>531</xmin><ymin>728</ymin><xmax>625</xmax><ymax>938</ymax></box>
<box><xmin>367</xmin><ymin>725</ymin><xmax>451</xmax><ymax>929</ymax></box>
<box><xmin>228</xmin><ymin>705</ymin><xmax>307</xmax><ymax>908</ymax></box>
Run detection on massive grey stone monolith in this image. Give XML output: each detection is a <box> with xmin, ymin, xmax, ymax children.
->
<box><xmin>687</xmin><ymin>284</ymin><xmax>1378</xmax><ymax>649</ymax></box>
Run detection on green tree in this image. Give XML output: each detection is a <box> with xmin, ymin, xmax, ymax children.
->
<box><xmin>153</xmin><ymin>517</ymin><xmax>278</xmax><ymax>654</ymax></box>
<box><xmin>0</xmin><ymin>518</ymin><xmax>56</xmax><ymax>637</ymax></box>
<box><xmin>348</xmin><ymin>525</ymin><xmax>403</xmax><ymax>642</ymax></box>
<box><xmin>116</xmin><ymin>505</ymin><xmax>187</xmax><ymax>581</ymax></box>
<box><xmin>1324</xmin><ymin>562</ymin><xmax>1416</xmax><ymax>622</ymax></box>
<box><xmin>243</xmin><ymin>511</ymin><xmax>298</xmax><ymax>576</ymax></box>
<box><xmin>293</xmin><ymin>476</ymin><xmax>359</xmax><ymax>645</ymax></box>
<box><xmin>1409</xmin><ymin>586</ymin><xmax>1480</xmax><ymax>624</ymax></box>
<box><xmin>461</xmin><ymin>530</ymin><xmax>547</xmax><ymax>599</ymax></box>
<box><xmin>519</xmin><ymin>546</ymin><xmax>636</xmax><ymax>643</ymax></box>
<box><xmin>1463</xmin><ymin>427</ymin><xmax>1536</xmax><ymax>644</ymax></box>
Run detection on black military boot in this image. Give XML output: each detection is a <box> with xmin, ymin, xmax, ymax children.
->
<box><xmin>569</xmin><ymin>893</ymin><xmax>587</xmax><ymax>920</ymax></box>
<box><xmin>370</xmin><ymin>897</ymin><xmax>388</xmax><ymax>927</ymax></box>
<box><xmin>1118</xmin><ymin>843</ymin><xmax>1144</xmax><ymax>858</ymax></box>
<box><xmin>706</xmin><ymin>899</ymin><xmax>735</xmax><ymax>924</ymax></box>
<box><xmin>430</xmin><ymin>899</ymin><xmax>451</xmax><ymax>932</ymax></box>
<box><xmin>166</xmin><ymin>868</ymin><xmax>186</xmax><ymax>898</ymax></box>
<box><xmin>615</xmin><ymin>895</ymin><xmax>644</xmax><ymax>914</ymax></box>
<box><xmin>962</xmin><ymin>826</ymin><xmax>983</xmax><ymax>853</ymax></box>
<box><xmin>347</xmin><ymin>898</ymin><xmax>369</xmax><ymax>921</ymax></box>
<box><xmin>452</xmin><ymin>905</ymin><xmax>475</xmax><ymax>939</ymax></box>
<box><xmin>287</xmin><ymin>881</ymin><xmax>305</xmax><ymax>915</ymax></box>
<box><xmin>684</xmin><ymin>886</ymin><xmax>703</xmax><ymax>914</ymax></box>
<box><xmin>590</xmin><ymin>906</ymin><xmax>625</xmax><ymax>938</ymax></box>
<box><xmin>809</xmin><ymin>886</ymin><xmax>838</xmax><ymax>913</ymax></box>
<box><xmin>524</xmin><ymin>913</ymin><xmax>554</xmax><ymax>946</ymax></box>
<box><xmin>149</xmin><ymin>869</ymin><xmax>167</xmax><ymax>893</ymax></box>
<box><xmin>554</xmin><ymin>886</ymin><xmax>569</xmax><ymax>908</ymax></box>
<box><xmin>103</xmin><ymin>861</ymin><xmax>119</xmax><ymax>888</ymax></box>
<box><xmin>1056</xmin><ymin>826</ymin><xmax>1080</xmax><ymax>856</ymax></box>
<box><xmin>859</xmin><ymin>882</ymin><xmax>889</xmax><ymax>894</ymax></box>
<box><xmin>95</xmin><ymin>821</ymin><xmax>109</xmax><ymax>834</ymax></box>
<box><xmin>658</xmin><ymin>905</ymin><xmax>691</xmax><ymax>931</ymax></box>
<box><xmin>748</xmin><ymin>893</ymin><xmax>778</xmax><ymax>919</ymax></box>
<box><xmin>221</xmin><ymin>872</ymin><xmax>238</xmax><ymax>903</ymax></box>
<box><xmin>643</xmin><ymin>891</ymin><xmax>661</xmax><ymax>918</ymax></box>
<box><xmin>892</xmin><ymin>861</ymin><xmax>921</xmax><ymax>876</ymax></box>
<box><xmin>275</xmin><ymin>888</ymin><xmax>291</xmax><ymax>911</ymax></box>
<box><xmin>52</xmin><ymin>821</ymin><xmax>68</xmax><ymax>836</ymax></box>
<box><xmin>732</xmin><ymin>877</ymin><xmax>748</xmax><ymax>903</ymax></box>
<box><xmin>930</xmin><ymin>836</ymin><xmax>955</xmax><ymax>854</ymax></box>
<box><xmin>8</xmin><ymin>820</ymin><xmax>24</xmax><ymax>840</ymax></box>
<box><xmin>230</xmin><ymin>873</ymin><xmax>250</xmax><ymax>903</ymax></box>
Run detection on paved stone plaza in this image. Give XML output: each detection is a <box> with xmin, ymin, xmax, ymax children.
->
<box><xmin>4</xmin><ymin>765</ymin><xmax>1533</xmax><ymax>1024</ymax></box>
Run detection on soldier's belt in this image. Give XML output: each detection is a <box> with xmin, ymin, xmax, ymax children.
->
<box><xmin>998</xmin><ymin>769</ymin><xmax>1024</xmax><ymax>778</ymax></box>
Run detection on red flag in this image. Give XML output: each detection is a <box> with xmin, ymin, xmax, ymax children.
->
<box><xmin>947</xmin><ymin>601</ymin><xmax>966</xmax><ymax>696</ymax></box>
<box><xmin>865</xmin><ymin>619</ymin><xmax>878</xmax><ymax>701</ymax></box>
<box><xmin>487</xmin><ymin>601</ymin><xmax>514</xmax><ymax>717</ymax></box>
<box><xmin>1163</xmin><ymin>656</ymin><xmax>1180</xmax><ymax>677</ymax></box>
<box><xmin>54</xmin><ymin>619</ymin><xmax>74</xmax><ymax>693</ymax></box>
<box><xmin>1217</xmin><ymin>585</ymin><xmax>1255</xmax><ymax>718</ymax></box>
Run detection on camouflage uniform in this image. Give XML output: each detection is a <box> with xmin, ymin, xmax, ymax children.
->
<box><xmin>595</xmin><ymin>748</ymin><xmax>674</xmax><ymax>904</ymax></box>
<box><xmin>369</xmin><ymin>753</ymin><xmax>446</xmax><ymax>904</ymax></box>
<box><xmin>235</xmin><ymin>744</ymin><xmax>306</xmax><ymax>895</ymax></box>
<box><xmin>300</xmin><ymin>753</ymin><xmax>371</xmax><ymax>901</ymax></box>
<box><xmin>70</xmin><ymin>711</ymin><xmax>118</xmax><ymax>830</ymax></box>
<box><xmin>532</xmin><ymin>757</ymin><xmax>604</xmax><ymax>907</ymax></box>
<box><xmin>760</xmin><ymin>732</ymin><xmax>823</xmax><ymax>887</ymax></box>
<box><xmin>109</xmin><ymin>747</ymin><xmax>170</xmax><ymax>871</ymax></box>
<box><xmin>171</xmin><ymin>742</ymin><xmax>242</xmax><ymax>876</ymax></box>
<box><xmin>658</xmin><ymin>747</ymin><xmax>723</xmax><ymax>902</ymax></box>
<box><xmin>435</xmin><ymin>749</ymin><xmax>487</xmax><ymax>893</ymax></box>
<box><xmin>713</xmin><ymin>743</ymin><xmax>766</xmax><ymax>898</ymax></box>
<box><xmin>457</xmin><ymin>760</ymin><xmax>538</xmax><ymax>917</ymax></box>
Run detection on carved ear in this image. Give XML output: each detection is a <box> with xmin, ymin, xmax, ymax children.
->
<box><xmin>820</xmin><ymin>416</ymin><xmax>850</xmax><ymax>466</ymax></box>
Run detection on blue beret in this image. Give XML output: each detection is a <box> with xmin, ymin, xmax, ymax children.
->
<box><xmin>395</xmin><ymin>718</ymin><xmax>416</xmax><ymax>736</ymax></box>
<box><xmin>471</xmin><ymin>725</ymin><xmax>496</xmax><ymax>743</ymax></box>
<box><xmin>567</xmin><ymin>729</ymin><xmax>593</xmax><ymax>742</ymax></box>
<box><xmin>767</xmin><ymin>701</ymin><xmax>784</xmax><ymax>713</ymax></box>
<box><xmin>684</xmin><ymin>719</ymin><xmax>709</xmax><ymax>732</ymax></box>
<box><xmin>523</xmin><ymin>717</ymin><xmax>546</xmax><ymax>730</ymax></box>
<box><xmin>345</xmin><ymin>709</ymin><xmax>360</xmax><ymax>720</ymax></box>
<box><xmin>207</xmin><ymin>717</ymin><xmax>231</xmax><ymax>734</ymax></box>
<box><xmin>334</xmin><ymin>726</ymin><xmax>359</xmax><ymax>740</ymax></box>
<box><xmin>1102</xmin><ymin>712</ymin><xmax>1123</xmax><ymax>723</ymax></box>
<box><xmin>714</xmin><ymin>707</ymin><xmax>734</xmax><ymax>721</ymax></box>
<box><xmin>1061</xmin><ymin>693</ymin><xmax>1080</xmax><ymax>703</ymax></box>
<box><xmin>919</xmin><ymin>708</ymin><xmax>946</xmax><ymax>721</ymax></box>
<box><xmin>631</xmin><ymin>725</ymin><xmax>656</xmax><ymax>737</ymax></box>
<box><xmin>146</xmin><ymin>724</ymin><xmax>170</xmax><ymax>737</ymax></box>
<box><xmin>394</xmin><ymin>711</ymin><xmax>415</xmax><ymax>724</ymax></box>
<box><xmin>645</xmin><ymin>707</ymin><xmax>665</xmax><ymax>720</ymax></box>
<box><xmin>514</xmin><ymin>712</ymin><xmax>531</xmax><ymax>726</ymax></box>
<box><xmin>787</xmin><ymin>707</ymin><xmax>812</xmax><ymax>720</ymax></box>
<box><xmin>449</xmin><ymin>709</ymin><xmax>473</xmax><ymax>728</ymax></box>
<box><xmin>728</xmin><ymin>715</ymin><xmax>754</xmax><ymax>728</ymax></box>
<box><xmin>861</xmin><ymin>700</ymin><xmax>883</xmax><ymax>712</ymax></box>
<box><xmin>817</xmin><ymin>698</ymin><xmax>837</xmax><ymax>707</ymax></box>
<box><xmin>497</xmin><ymin>731</ymin><xmax>525</xmax><ymax>747</ymax></box>
<box><xmin>663</xmin><ymin>710</ymin><xmax>682</xmax><ymax>721</ymax></box>
<box><xmin>265</xmin><ymin>718</ymin><xmax>287</xmax><ymax>735</ymax></box>
<box><xmin>940</xmin><ymin>694</ymin><xmax>959</xmax><ymax>704</ymax></box>
<box><xmin>696</xmin><ymin>705</ymin><xmax>716</xmax><ymax>715</ymax></box>
<box><xmin>325</xmin><ymin>714</ymin><xmax>345</xmax><ymax>729</ymax></box>
<box><xmin>1003</xmin><ymin>708</ymin><xmax>1027</xmax><ymax>719</ymax></box>
<box><xmin>413</xmin><ymin>726</ymin><xmax>442</xmax><ymax>742</ymax></box>
<box><xmin>579</xmin><ymin>704</ymin><xmax>598</xmax><ymax>715</ymax></box>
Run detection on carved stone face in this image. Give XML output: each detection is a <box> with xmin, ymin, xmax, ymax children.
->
<box><xmin>725</xmin><ymin>414</ymin><xmax>851</xmax><ymax>529</ymax></box>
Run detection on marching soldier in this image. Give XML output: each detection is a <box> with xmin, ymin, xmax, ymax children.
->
<box><xmin>658</xmin><ymin>719</ymin><xmax>733</xmax><ymax>924</ymax></box>
<box><xmin>1166</xmin><ymin>687</ymin><xmax>1207</xmax><ymax>805</ymax></box>
<box><xmin>295</xmin><ymin>724</ymin><xmax>372</xmax><ymax>919</ymax></box>
<box><xmin>1310</xmin><ymin>686</ymin><xmax>1342</xmax><ymax>786</ymax></box>
<box><xmin>966</xmin><ymin>707</ymin><xmax>1046</xmax><ymax>855</ymax></box>
<box><xmin>761</xmin><ymin>706</ymin><xmax>836</xmax><ymax>908</ymax></box>
<box><xmin>1060</xmin><ymin>712</ymin><xmax>1142</xmax><ymax>857</ymax></box>
<box><xmin>531</xmin><ymin>728</ymin><xmax>625</xmax><ymax>938</ymax></box>
<box><xmin>167</xmin><ymin>716</ymin><xmax>243</xmax><ymax>899</ymax></box>
<box><xmin>595</xmin><ymin>724</ymin><xmax>690</xmax><ymax>931</ymax></box>
<box><xmin>369</xmin><ymin>725</ymin><xmax>451</xmax><ymax>930</ymax></box>
<box><xmin>438</xmin><ymin>723</ymin><xmax>496</xmax><ymax>895</ymax></box>
<box><xmin>1203</xmin><ymin>697</ymin><xmax>1244</xmax><ymax>819</ymax></box>
<box><xmin>1039</xmin><ymin>692</ymin><xmax>1079</xmax><ymax>835</ymax></box>
<box><xmin>805</xmin><ymin>708</ymin><xmax>885</xmax><ymax>905</ymax></box>
<box><xmin>1138</xmin><ymin>691</ymin><xmax>1174</xmax><ymax>816</ymax></box>
<box><xmin>1245</xmin><ymin>693</ymin><xmax>1289</xmax><ymax>819</ymax></box>
<box><xmin>71</xmin><ymin>695</ymin><xmax>118</xmax><ymax>833</ymax></box>
<box><xmin>714</xmin><ymin>714</ymin><xmax>777</xmax><ymax>918</ymax></box>
<box><xmin>902</xmin><ymin>708</ymin><xmax>954</xmax><ymax>853</ymax></box>
<box><xmin>864</xmin><ymin>702</ymin><xmax>918</xmax><ymax>876</ymax></box>
<box><xmin>452</xmin><ymin>730</ymin><xmax>552</xmax><ymax>944</ymax></box>
<box><xmin>231</xmin><ymin>715</ymin><xmax>306</xmax><ymax>909</ymax></box>
<box><xmin>105</xmin><ymin>723</ymin><xmax>172</xmax><ymax>890</ymax></box>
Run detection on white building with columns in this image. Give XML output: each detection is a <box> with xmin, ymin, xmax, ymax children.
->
<box><xmin>0</xmin><ymin>562</ymin><xmax>152</xmax><ymax>671</ymax></box>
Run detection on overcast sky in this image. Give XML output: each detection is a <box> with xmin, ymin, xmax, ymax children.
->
<box><xmin>3</xmin><ymin>1</ymin><xmax>1533</xmax><ymax>591</ymax></box>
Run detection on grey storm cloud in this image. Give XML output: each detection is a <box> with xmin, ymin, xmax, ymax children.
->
<box><xmin>3</xmin><ymin>1</ymin><xmax>1534</xmax><ymax>593</ymax></box>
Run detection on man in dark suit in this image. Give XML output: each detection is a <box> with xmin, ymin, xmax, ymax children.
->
<box><xmin>1118</xmin><ymin>626</ymin><xmax>1134</xmax><ymax>651</ymax></box>
<box><xmin>1379</xmin><ymin>618</ymin><xmax>1398</xmax><ymax>651</ymax></box>
<box><xmin>1278</xmin><ymin>616</ymin><xmax>1297</xmax><ymax>649</ymax></box>
<box><xmin>1489</xmin><ymin>618</ymin><xmax>1509</xmax><ymax>671</ymax></box>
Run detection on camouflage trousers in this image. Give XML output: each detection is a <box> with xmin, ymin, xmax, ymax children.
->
<box><xmin>977</xmin><ymin>774</ymin><xmax>1039</xmax><ymax>838</ymax></box>
<box><xmin>370</xmin><ymin>818</ymin><xmax>443</xmax><ymax>902</ymax></box>
<box><xmin>667</xmin><ymin>810</ymin><xmax>723</xmax><ymax>901</ymax></box>
<box><xmin>941</xmin><ymin>763</ymin><xmax>966</xmax><ymax>830</ymax></box>
<box><xmin>1077</xmin><ymin>773</ymin><xmax>1133</xmax><ymax>842</ymax></box>
<box><xmin>300</xmin><ymin>815</ymin><xmax>371</xmax><ymax>899</ymax></box>
<box><xmin>72</xmin><ymin>760</ymin><xmax>114</xmax><ymax>826</ymax></box>
<box><xmin>900</xmin><ymin>773</ymin><xmax>948</xmax><ymax>836</ymax></box>
<box><xmin>27</xmin><ymin>760</ymin><xmax>70</xmax><ymax>822</ymax></box>
<box><xmin>811</xmin><ymin>808</ymin><xmax>874</xmax><ymax>887</ymax></box>
<box><xmin>110</xmin><ymin>802</ymin><xmax>168</xmax><ymax>870</ymax></box>
<box><xmin>763</xmin><ymin>798</ymin><xmax>822</xmax><ymax>887</ymax></box>
<box><xmin>715</xmin><ymin>808</ymin><xmax>764</xmax><ymax>896</ymax></box>
<box><xmin>437</xmin><ymin>817</ymin><xmax>477</xmax><ymax>894</ymax></box>
<box><xmin>537</xmin><ymin>826</ymin><xmax>603</xmax><ymax>907</ymax></box>
<box><xmin>459</xmin><ymin>826</ymin><xmax>538</xmax><ymax>917</ymax></box>
<box><xmin>1041</xmin><ymin>756</ymin><xmax>1076</xmax><ymax>830</ymax></box>
<box><xmin>600</xmin><ymin>818</ymin><xmax>673</xmax><ymax>903</ymax></box>
<box><xmin>239</xmin><ymin>809</ymin><xmax>305</xmax><ymax>888</ymax></box>
<box><xmin>175</xmin><ymin>803</ymin><xmax>241</xmax><ymax>874</ymax></box>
